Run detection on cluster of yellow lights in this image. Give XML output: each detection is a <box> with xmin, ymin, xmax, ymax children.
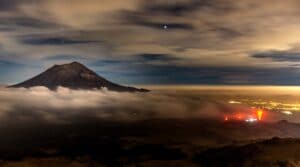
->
<box><xmin>228</xmin><ymin>99</ymin><xmax>300</xmax><ymax>114</ymax></box>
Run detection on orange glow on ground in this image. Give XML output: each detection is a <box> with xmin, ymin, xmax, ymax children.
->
<box><xmin>257</xmin><ymin>110</ymin><xmax>263</xmax><ymax>121</ymax></box>
<box><xmin>236</xmin><ymin>114</ymin><xmax>243</xmax><ymax>120</ymax></box>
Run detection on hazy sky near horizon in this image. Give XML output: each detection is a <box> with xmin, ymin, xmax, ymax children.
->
<box><xmin>1</xmin><ymin>0</ymin><xmax>300</xmax><ymax>85</ymax></box>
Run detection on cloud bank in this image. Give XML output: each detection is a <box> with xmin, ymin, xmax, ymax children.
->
<box><xmin>0</xmin><ymin>86</ymin><xmax>298</xmax><ymax>126</ymax></box>
<box><xmin>0</xmin><ymin>86</ymin><xmax>248</xmax><ymax>124</ymax></box>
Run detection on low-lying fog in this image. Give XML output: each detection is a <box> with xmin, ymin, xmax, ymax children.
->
<box><xmin>0</xmin><ymin>86</ymin><xmax>300</xmax><ymax>125</ymax></box>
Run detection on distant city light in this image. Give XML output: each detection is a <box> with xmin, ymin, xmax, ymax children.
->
<box><xmin>223</xmin><ymin>109</ymin><xmax>266</xmax><ymax>122</ymax></box>
<box><xmin>245</xmin><ymin>118</ymin><xmax>257</xmax><ymax>123</ymax></box>
<box><xmin>228</xmin><ymin>100</ymin><xmax>241</xmax><ymax>104</ymax></box>
<box><xmin>281</xmin><ymin>111</ymin><xmax>293</xmax><ymax>115</ymax></box>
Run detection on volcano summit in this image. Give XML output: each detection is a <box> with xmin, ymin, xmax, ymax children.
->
<box><xmin>10</xmin><ymin>62</ymin><xmax>148</xmax><ymax>92</ymax></box>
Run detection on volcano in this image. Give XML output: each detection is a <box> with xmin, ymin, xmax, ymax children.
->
<box><xmin>10</xmin><ymin>62</ymin><xmax>148</xmax><ymax>92</ymax></box>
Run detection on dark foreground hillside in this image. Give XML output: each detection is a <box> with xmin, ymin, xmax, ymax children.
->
<box><xmin>1</xmin><ymin>138</ymin><xmax>299</xmax><ymax>167</ymax></box>
<box><xmin>0</xmin><ymin>119</ymin><xmax>299</xmax><ymax>167</ymax></box>
<box><xmin>193</xmin><ymin>137</ymin><xmax>300</xmax><ymax>167</ymax></box>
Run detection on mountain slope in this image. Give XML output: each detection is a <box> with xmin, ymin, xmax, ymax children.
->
<box><xmin>10</xmin><ymin>62</ymin><xmax>148</xmax><ymax>92</ymax></box>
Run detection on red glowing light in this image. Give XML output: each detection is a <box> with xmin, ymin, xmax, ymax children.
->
<box><xmin>257</xmin><ymin>110</ymin><xmax>263</xmax><ymax>121</ymax></box>
<box><xmin>236</xmin><ymin>114</ymin><xmax>242</xmax><ymax>120</ymax></box>
<box><xmin>224</xmin><ymin>110</ymin><xmax>264</xmax><ymax>122</ymax></box>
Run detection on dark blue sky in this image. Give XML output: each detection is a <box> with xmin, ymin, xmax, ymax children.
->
<box><xmin>1</xmin><ymin>0</ymin><xmax>300</xmax><ymax>85</ymax></box>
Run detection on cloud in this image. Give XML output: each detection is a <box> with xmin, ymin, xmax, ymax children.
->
<box><xmin>124</xmin><ymin>11</ymin><xmax>195</xmax><ymax>30</ymax></box>
<box><xmin>0</xmin><ymin>17</ymin><xmax>62</xmax><ymax>29</ymax></box>
<box><xmin>2</xmin><ymin>0</ymin><xmax>300</xmax><ymax>84</ymax></box>
<box><xmin>135</xmin><ymin>21</ymin><xmax>194</xmax><ymax>30</ymax></box>
<box><xmin>0</xmin><ymin>86</ymin><xmax>298</xmax><ymax>125</ymax></box>
<box><xmin>136</xmin><ymin>53</ymin><xmax>180</xmax><ymax>61</ymax></box>
<box><xmin>45</xmin><ymin>55</ymin><xmax>87</xmax><ymax>61</ymax></box>
<box><xmin>0</xmin><ymin>86</ymin><xmax>253</xmax><ymax>124</ymax></box>
<box><xmin>131</xmin><ymin>0</ymin><xmax>236</xmax><ymax>18</ymax></box>
<box><xmin>21</xmin><ymin>37</ymin><xmax>100</xmax><ymax>45</ymax></box>
<box><xmin>252</xmin><ymin>51</ymin><xmax>300</xmax><ymax>62</ymax></box>
<box><xmin>0</xmin><ymin>0</ymin><xmax>36</xmax><ymax>11</ymax></box>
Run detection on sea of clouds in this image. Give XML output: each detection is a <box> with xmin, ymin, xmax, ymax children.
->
<box><xmin>0</xmin><ymin>86</ymin><xmax>242</xmax><ymax>124</ymax></box>
<box><xmin>0</xmin><ymin>86</ymin><xmax>299</xmax><ymax>125</ymax></box>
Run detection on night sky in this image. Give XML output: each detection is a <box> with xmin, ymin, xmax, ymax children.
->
<box><xmin>1</xmin><ymin>0</ymin><xmax>300</xmax><ymax>85</ymax></box>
